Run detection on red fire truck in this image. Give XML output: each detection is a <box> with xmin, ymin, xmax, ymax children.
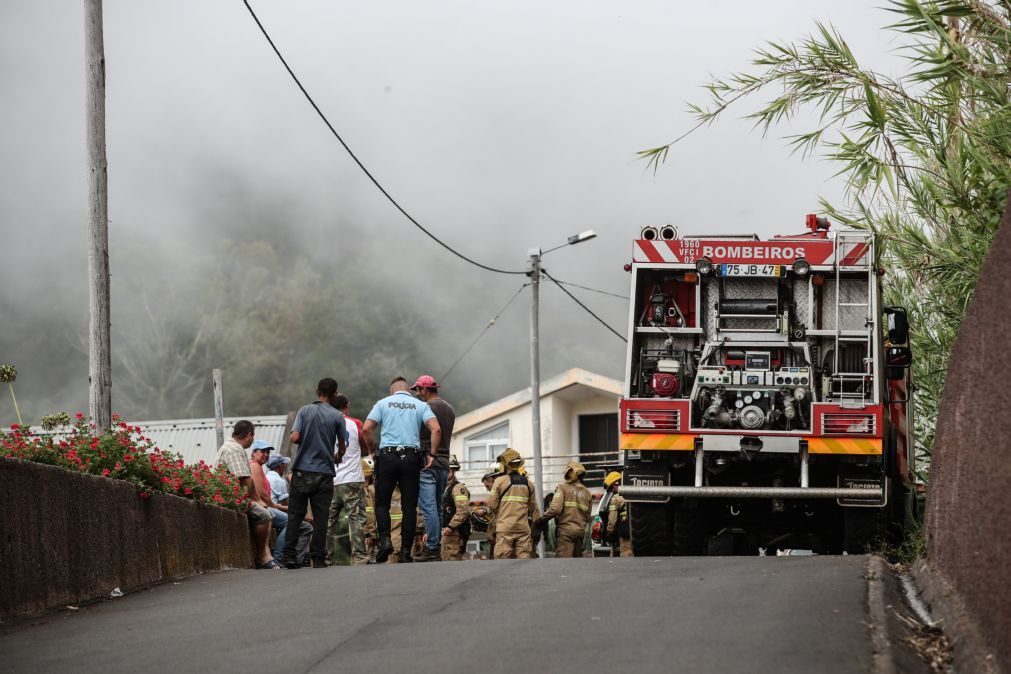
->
<box><xmin>618</xmin><ymin>216</ymin><xmax>915</xmax><ymax>554</ymax></box>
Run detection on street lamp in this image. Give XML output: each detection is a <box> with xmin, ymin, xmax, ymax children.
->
<box><xmin>528</xmin><ymin>229</ymin><xmax>597</xmax><ymax>556</ymax></box>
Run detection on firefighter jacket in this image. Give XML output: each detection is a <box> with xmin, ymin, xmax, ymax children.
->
<box><xmin>488</xmin><ymin>471</ymin><xmax>539</xmax><ymax>535</ymax></box>
<box><xmin>607</xmin><ymin>493</ymin><xmax>630</xmax><ymax>539</ymax></box>
<box><xmin>364</xmin><ymin>483</ymin><xmax>377</xmax><ymax>538</ymax></box>
<box><xmin>543</xmin><ymin>481</ymin><xmax>592</xmax><ymax>534</ymax></box>
<box><xmin>443</xmin><ymin>477</ymin><xmax>471</xmax><ymax>534</ymax></box>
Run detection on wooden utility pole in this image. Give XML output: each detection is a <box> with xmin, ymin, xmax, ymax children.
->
<box><xmin>86</xmin><ymin>0</ymin><xmax>112</xmax><ymax>433</ymax></box>
<box><xmin>212</xmin><ymin>369</ymin><xmax>225</xmax><ymax>450</ymax></box>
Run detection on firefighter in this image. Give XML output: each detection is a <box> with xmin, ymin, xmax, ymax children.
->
<box><xmin>537</xmin><ymin>462</ymin><xmax>592</xmax><ymax>557</ymax></box>
<box><xmin>370</xmin><ymin>486</ymin><xmax>403</xmax><ymax>564</ymax></box>
<box><xmin>478</xmin><ymin>463</ymin><xmax>502</xmax><ymax>559</ymax></box>
<box><xmin>487</xmin><ymin>449</ymin><xmax>539</xmax><ymax>559</ymax></box>
<box><xmin>604</xmin><ymin>471</ymin><xmax>632</xmax><ymax>557</ymax></box>
<box><xmin>440</xmin><ymin>455</ymin><xmax>471</xmax><ymax>561</ymax></box>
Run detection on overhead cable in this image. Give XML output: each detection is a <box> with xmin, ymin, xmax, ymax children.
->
<box><xmin>240</xmin><ymin>0</ymin><xmax>526</xmax><ymax>276</ymax></box>
<box><xmin>440</xmin><ymin>284</ymin><xmax>529</xmax><ymax>383</ymax></box>
<box><xmin>554</xmin><ymin>279</ymin><xmax>629</xmax><ymax>300</ymax></box>
<box><xmin>543</xmin><ymin>271</ymin><xmax>627</xmax><ymax>342</ymax></box>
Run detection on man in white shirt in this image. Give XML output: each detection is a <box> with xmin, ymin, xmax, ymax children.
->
<box><xmin>326</xmin><ymin>394</ymin><xmax>369</xmax><ymax>565</ymax></box>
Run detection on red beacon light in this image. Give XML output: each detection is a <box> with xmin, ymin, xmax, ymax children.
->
<box><xmin>805</xmin><ymin>213</ymin><xmax>831</xmax><ymax>232</ymax></box>
<box><xmin>623</xmin><ymin>263</ymin><xmax>632</xmax><ymax>272</ymax></box>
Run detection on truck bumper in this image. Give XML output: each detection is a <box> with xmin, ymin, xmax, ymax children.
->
<box><xmin>619</xmin><ymin>485</ymin><xmax>883</xmax><ymax>500</ymax></box>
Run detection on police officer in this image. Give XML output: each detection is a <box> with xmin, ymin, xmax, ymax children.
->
<box><xmin>441</xmin><ymin>455</ymin><xmax>471</xmax><ymax>561</ymax></box>
<box><xmin>362</xmin><ymin>377</ymin><xmax>441</xmax><ymax>564</ymax></box>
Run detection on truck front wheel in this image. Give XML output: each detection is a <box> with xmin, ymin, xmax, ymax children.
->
<box><xmin>630</xmin><ymin>502</ymin><xmax>674</xmax><ymax>556</ymax></box>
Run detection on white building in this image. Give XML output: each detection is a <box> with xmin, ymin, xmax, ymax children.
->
<box><xmin>449</xmin><ymin>368</ymin><xmax>621</xmax><ymax>499</ymax></box>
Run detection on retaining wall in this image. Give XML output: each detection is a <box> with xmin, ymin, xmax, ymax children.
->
<box><xmin>0</xmin><ymin>458</ymin><xmax>253</xmax><ymax>621</ymax></box>
<box><xmin>926</xmin><ymin>192</ymin><xmax>1011</xmax><ymax>670</ymax></box>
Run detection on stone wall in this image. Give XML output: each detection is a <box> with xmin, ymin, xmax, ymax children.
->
<box><xmin>926</xmin><ymin>192</ymin><xmax>1011</xmax><ymax>670</ymax></box>
<box><xmin>0</xmin><ymin>458</ymin><xmax>253</xmax><ymax>621</ymax></box>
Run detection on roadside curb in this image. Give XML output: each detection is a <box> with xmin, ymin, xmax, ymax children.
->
<box><xmin>910</xmin><ymin>558</ymin><xmax>1003</xmax><ymax>674</ymax></box>
<box><xmin>866</xmin><ymin>556</ymin><xmax>897</xmax><ymax>674</ymax></box>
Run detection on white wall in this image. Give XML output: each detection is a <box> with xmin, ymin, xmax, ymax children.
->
<box><xmin>451</xmin><ymin>390</ymin><xmax>619</xmax><ymax>499</ymax></box>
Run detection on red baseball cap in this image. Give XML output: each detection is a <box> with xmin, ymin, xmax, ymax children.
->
<box><xmin>411</xmin><ymin>375</ymin><xmax>439</xmax><ymax>390</ymax></box>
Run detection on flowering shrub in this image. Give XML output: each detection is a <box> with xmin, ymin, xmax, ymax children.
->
<box><xmin>0</xmin><ymin>416</ymin><xmax>247</xmax><ymax>510</ymax></box>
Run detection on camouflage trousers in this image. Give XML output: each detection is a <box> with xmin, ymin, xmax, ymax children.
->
<box><xmin>326</xmin><ymin>481</ymin><xmax>369</xmax><ymax>565</ymax></box>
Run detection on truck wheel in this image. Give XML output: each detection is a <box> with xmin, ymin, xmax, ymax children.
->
<box><xmin>842</xmin><ymin>507</ymin><xmax>885</xmax><ymax>554</ymax></box>
<box><xmin>630</xmin><ymin>503</ymin><xmax>674</xmax><ymax>556</ymax></box>
<box><xmin>671</xmin><ymin>503</ymin><xmax>707</xmax><ymax>556</ymax></box>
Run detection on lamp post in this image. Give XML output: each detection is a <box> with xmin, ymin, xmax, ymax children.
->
<box><xmin>528</xmin><ymin>230</ymin><xmax>597</xmax><ymax>555</ymax></box>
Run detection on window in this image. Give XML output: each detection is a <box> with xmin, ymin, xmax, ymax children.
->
<box><xmin>465</xmin><ymin>422</ymin><xmax>510</xmax><ymax>467</ymax></box>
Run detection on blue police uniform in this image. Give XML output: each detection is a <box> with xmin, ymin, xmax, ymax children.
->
<box><xmin>367</xmin><ymin>391</ymin><xmax>437</xmax><ymax>562</ymax></box>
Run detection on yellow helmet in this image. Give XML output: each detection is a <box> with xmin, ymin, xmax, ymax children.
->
<box><xmin>360</xmin><ymin>457</ymin><xmax>374</xmax><ymax>478</ymax></box>
<box><xmin>564</xmin><ymin>462</ymin><xmax>586</xmax><ymax>482</ymax></box>
<box><xmin>603</xmin><ymin>471</ymin><xmax>622</xmax><ymax>488</ymax></box>
<box><xmin>497</xmin><ymin>448</ymin><xmax>524</xmax><ymax>471</ymax></box>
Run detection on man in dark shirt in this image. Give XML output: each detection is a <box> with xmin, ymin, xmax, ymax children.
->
<box><xmin>412</xmin><ymin>375</ymin><xmax>456</xmax><ymax>562</ymax></box>
<box><xmin>279</xmin><ymin>377</ymin><xmax>347</xmax><ymax>569</ymax></box>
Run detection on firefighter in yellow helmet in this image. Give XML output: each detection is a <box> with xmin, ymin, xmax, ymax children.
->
<box><xmin>440</xmin><ymin>455</ymin><xmax>471</xmax><ymax>561</ymax></box>
<box><xmin>537</xmin><ymin>461</ymin><xmax>592</xmax><ymax>557</ymax></box>
<box><xmin>604</xmin><ymin>471</ymin><xmax>632</xmax><ymax>557</ymax></box>
<box><xmin>488</xmin><ymin>448</ymin><xmax>539</xmax><ymax>559</ymax></box>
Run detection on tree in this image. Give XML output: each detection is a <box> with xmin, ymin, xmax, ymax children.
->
<box><xmin>641</xmin><ymin>0</ymin><xmax>1011</xmax><ymax>474</ymax></box>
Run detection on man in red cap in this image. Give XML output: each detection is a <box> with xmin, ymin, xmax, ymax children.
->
<box><xmin>412</xmin><ymin>374</ymin><xmax>456</xmax><ymax>561</ymax></box>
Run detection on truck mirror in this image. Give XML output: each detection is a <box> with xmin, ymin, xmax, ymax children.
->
<box><xmin>884</xmin><ymin>306</ymin><xmax>909</xmax><ymax>345</ymax></box>
<box><xmin>886</xmin><ymin>346</ymin><xmax>912</xmax><ymax>380</ymax></box>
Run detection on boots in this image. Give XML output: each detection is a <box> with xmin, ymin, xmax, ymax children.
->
<box><xmin>372</xmin><ymin>536</ymin><xmax>394</xmax><ymax>564</ymax></box>
<box><xmin>397</xmin><ymin>549</ymin><xmax>414</xmax><ymax>563</ymax></box>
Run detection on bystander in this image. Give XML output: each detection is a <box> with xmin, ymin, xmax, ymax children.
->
<box><xmin>215</xmin><ymin>420</ymin><xmax>277</xmax><ymax>570</ymax></box>
<box><xmin>413</xmin><ymin>375</ymin><xmax>455</xmax><ymax>562</ymax></box>
<box><xmin>280</xmin><ymin>378</ymin><xmax>347</xmax><ymax>569</ymax></box>
<box><xmin>327</xmin><ymin>394</ymin><xmax>369</xmax><ymax>566</ymax></box>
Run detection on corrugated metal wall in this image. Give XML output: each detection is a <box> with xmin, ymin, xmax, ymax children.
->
<box><xmin>30</xmin><ymin>415</ymin><xmax>290</xmax><ymax>467</ymax></box>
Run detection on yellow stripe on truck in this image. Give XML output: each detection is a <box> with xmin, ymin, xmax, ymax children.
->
<box><xmin>806</xmin><ymin>437</ymin><xmax>882</xmax><ymax>455</ymax></box>
<box><xmin>620</xmin><ymin>433</ymin><xmax>696</xmax><ymax>451</ymax></box>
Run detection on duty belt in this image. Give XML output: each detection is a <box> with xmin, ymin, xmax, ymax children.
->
<box><xmin>378</xmin><ymin>445</ymin><xmax>421</xmax><ymax>458</ymax></box>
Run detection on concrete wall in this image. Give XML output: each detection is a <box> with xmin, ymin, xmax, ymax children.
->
<box><xmin>0</xmin><ymin>458</ymin><xmax>253</xmax><ymax>621</ymax></box>
<box><xmin>926</xmin><ymin>193</ymin><xmax>1011</xmax><ymax>669</ymax></box>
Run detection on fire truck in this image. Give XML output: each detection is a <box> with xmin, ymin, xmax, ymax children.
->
<box><xmin>617</xmin><ymin>216</ymin><xmax>915</xmax><ymax>555</ymax></box>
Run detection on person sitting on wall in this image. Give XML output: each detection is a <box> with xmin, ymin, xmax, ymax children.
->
<box><xmin>215</xmin><ymin>420</ymin><xmax>277</xmax><ymax>570</ymax></box>
<box><xmin>251</xmin><ymin>442</ymin><xmax>311</xmax><ymax>565</ymax></box>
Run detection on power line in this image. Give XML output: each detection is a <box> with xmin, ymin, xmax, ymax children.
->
<box><xmin>240</xmin><ymin>0</ymin><xmax>526</xmax><ymax>276</ymax></box>
<box><xmin>554</xmin><ymin>279</ymin><xmax>629</xmax><ymax>300</ymax></box>
<box><xmin>440</xmin><ymin>284</ymin><xmax>529</xmax><ymax>383</ymax></box>
<box><xmin>543</xmin><ymin>271</ymin><xmax>627</xmax><ymax>342</ymax></box>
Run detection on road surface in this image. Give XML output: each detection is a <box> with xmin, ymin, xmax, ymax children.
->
<box><xmin>3</xmin><ymin>556</ymin><xmax>889</xmax><ymax>673</ymax></box>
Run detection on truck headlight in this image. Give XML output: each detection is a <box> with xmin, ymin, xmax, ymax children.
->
<box><xmin>696</xmin><ymin>257</ymin><xmax>714</xmax><ymax>275</ymax></box>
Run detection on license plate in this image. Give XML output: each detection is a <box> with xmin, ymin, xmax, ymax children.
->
<box><xmin>720</xmin><ymin>264</ymin><xmax>781</xmax><ymax>277</ymax></box>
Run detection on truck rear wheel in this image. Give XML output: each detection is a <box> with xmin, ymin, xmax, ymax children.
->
<box><xmin>630</xmin><ymin>503</ymin><xmax>673</xmax><ymax>556</ymax></box>
<box><xmin>842</xmin><ymin>507</ymin><xmax>885</xmax><ymax>554</ymax></box>
<box><xmin>672</xmin><ymin>502</ymin><xmax>707</xmax><ymax>555</ymax></box>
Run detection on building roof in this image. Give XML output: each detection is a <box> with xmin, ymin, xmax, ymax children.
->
<box><xmin>454</xmin><ymin>368</ymin><xmax>621</xmax><ymax>433</ymax></box>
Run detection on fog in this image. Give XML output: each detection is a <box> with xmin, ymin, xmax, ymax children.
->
<box><xmin>0</xmin><ymin>0</ymin><xmax>903</xmax><ymax>423</ymax></box>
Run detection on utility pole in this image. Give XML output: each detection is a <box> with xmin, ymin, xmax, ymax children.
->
<box><xmin>86</xmin><ymin>0</ymin><xmax>112</xmax><ymax>434</ymax></box>
<box><xmin>528</xmin><ymin>249</ymin><xmax>544</xmax><ymax>527</ymax></box>
<box><xmin>526</xmin><ymin>231</ymin><xmax>596</xmax><ymax>558</ymax></box>
<box><xmin>212</xmin><ymin>369</ymin><xmax>225</xmax><ymax>450</ymax></box>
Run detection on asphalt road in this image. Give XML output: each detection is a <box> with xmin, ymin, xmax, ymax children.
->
<box><xmin>3</xmin><ymin>556</ymin><xmax>880</xmax><ymax>673</ymax></box>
